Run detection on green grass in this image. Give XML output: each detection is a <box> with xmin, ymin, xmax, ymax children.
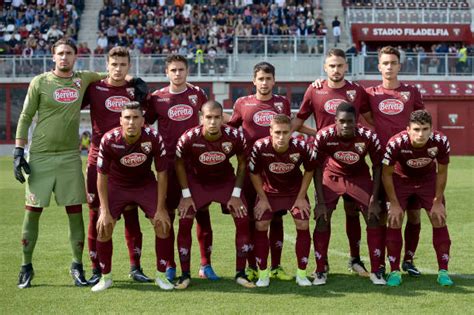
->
<box><xmin>0</xmin><ymin>156</ymin><xmax>473</xmax><ymax>314</ymax></box>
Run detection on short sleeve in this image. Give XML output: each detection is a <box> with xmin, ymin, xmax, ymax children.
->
<box><xmin>154</xmin><ymin>133</ymin><xmax>168</xmax><ymax>172</ymax></box>
<box><xmin>296</xmin><ymin>85</ymin><xmax>314</xmax><ymax>121</ymax></box>
<box><xmin>228</xmin><ymin>98</ymin><xmax>243</xmax><ymax>128</ymax></box>
<box><xmin>248</xmin><ymin>142</ymin><xmax>262</xmax><ymax>174</ymax></box>
<box><xmin>97</xmin><ymin>136</ymin><xmax>111</xmax><ymax>174</ymax></box>
<box><xmin>382</xmin><ymin>136</ymin><xmax>399</xmax><ymax>166</ymax></box>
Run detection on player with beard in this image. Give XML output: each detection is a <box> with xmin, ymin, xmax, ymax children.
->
<box><xmin>174</xmin><ymin>101</ymin><xmax>254</xmax><ymax>289</ymax></box>
<box><xmin>227</xmin><ymin>62</ymin><xmax>294</xmax><ymax>282</ymax></box>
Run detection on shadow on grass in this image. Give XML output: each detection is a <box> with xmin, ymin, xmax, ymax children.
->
<box><xmin>110</xmin><ymin>273</ymin><xmax>474</xmax><ymax>298</ymax></box>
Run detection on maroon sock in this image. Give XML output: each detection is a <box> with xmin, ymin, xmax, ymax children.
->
<box><xmin>380</xmin><ymin>225</ymin><xmax>387</xmax><ymax>268</ymax></box>
<box><xmin>234</xmin><ymin>216</ymin><xmax>250</xmax><ymax>272</ymax></box>
<box><xmin>177</xmin><ymin>217</ymin><xmax>193</xmax><ymax>273</ymax></box>
<box><xmin>403</xmin><ymin>222</ymin><xmax>421</xmax><ymax>262</ymax></box>
<box><xmin>254</xmin><ymin>230</ymin><xmax>269</xmax><ymax>270</ymax></box>
<box><xmin>195</xmin><ymin>209</ymin><xmax>213</xmax><ymax>266</ymax></box>
<box><xmin>432</xmin><ymin>226</ymin><xmax>451</xmax><ymax>270</ymax></box>
<box><xmin>296</xmin><ymin>229</ymin><xmax>311</xmax><ymax>270</ymax></box>
<box><xmin>166</xmin><ymin>211</ymin><xmax>176</xmax><ymax>269</ymax></box>
<box><xmin>247</xmin><ymin>219</ymin><xmax>257</xmax><ymax>269</ymax></box>
<box><xmin>269</xmin><ymin>217</ymin><xmax>284</xmax><ymax>269</ymax></box>
<box><xmin>97</xmin><ymin>239</ymin><xmax>113</xmax><ymax>275</ymax></box>
<box><xmin>155</xmin><ymin>236</ymin><xmax>168</xmax><ymax>272</ymax></box>
<box><xmin>346</xmin><ymin>214</ymin><xmax>361</xmax><ymax>258</ymax></box>
<box><xmin>313</xmin><ymin>228</ymin><xmax>330</xmax><ymax>273</ymax></box>
<box><xmin>123</xmin><ymin>207</ymin><xmax>142</xmax><ymax>268</ymax></box>
<box><xmin>386</xmin><ymin>228</ymin><xmax>402</xmax><ymax>272</ymax></box>
<box><xmin>367</xmin><ymin>226</ymin><xmax>384</xmax><ymax>273</ymax></box>
<box><xmin>87</xmin><ymin>209</ymin><xmax>99</xmax><ymax>270</ymax></box>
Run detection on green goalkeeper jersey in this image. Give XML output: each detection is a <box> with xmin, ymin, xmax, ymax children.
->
<box><xmin>16</xmin><ymin>71</ymin><xmax>106</xmax><ymax>154</ymax></box>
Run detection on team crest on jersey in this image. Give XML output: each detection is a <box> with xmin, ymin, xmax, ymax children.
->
<box><xmin>188</xmin><ymin>95</ymin><xmax>198</xmax><ymax>106</ymax></box>
<box><xmin>289</xmin><ymin>153</ymin><xmax>300</xmax><ymax>163</ymax></box>
<box><xmin>126</xmin><ymin>87</ymin><xmax>135</xmax><ymax>99</ymax></box>
<box><xmin>141</xmin><ymin>142</ymin><xmax>152</xmax><ymax>154</ymax></box>
<box><xmin>427</xmin><ymin>146</ymin><xmax>438</xmax><ymax>157</ymax></box>
<box><xmin>274</xmin><ymin>102</ymin><xmax>284</xmax><ymax>113</ymax></box>
<box><xmin>400</xmin><ymin>91</ymin><xmax>410</xmax><ymax>102</ymax></box>
<box><xmin>354</xmin><ymin>142</ymin><xmax>366</xmax><ymax>154</ymax></box>
<box><xmin>221</xmin><ymin>142</ymin><xmax>233</xmax><ymax>154</ymax></box>
<box><xmin>73</xmin><ymin>78</ymin><xmax>82</xmax><ymax>89</ymax></box>
<box><xmin>346</xmin><ymin>90</ymin><xmax>356</xmax><ymax>102</ymax></box>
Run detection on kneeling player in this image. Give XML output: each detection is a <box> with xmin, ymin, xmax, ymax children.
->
<box><xmin>249</xmin><ymin>114</ymin><xmax>315</xmax><ymax>287</ymax></box>
<box><xmin>382</xmin><ymin>110</ymin><xmax>453</xmax><ymax>287</ymax></box>
<box><xmin>174</xmin><ymin>101</ymin><xmax>254</xmax><ymax>289</ymax></box>
<box><xmin>92</xmin><ymin>102</ymin><xmax>172</xmax><ymax>292</ymax></box>
<box><xmin>313</xmin><ymin>102</ymin><xmax>386</xmax><ymax>285</ymax></box>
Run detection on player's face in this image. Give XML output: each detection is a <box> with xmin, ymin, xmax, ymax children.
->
<box><xmin>378</xmin><ymin>53</ymin><xmax>401</xmax><ymax>80</ymax></box>
<box><xmin>253</xmin><ymin>70</ymin><xmax>275</xmax><ymax>96</ymax></box>
<box><xmin>324</xmin><ymin>55</ymin><xmax>347</xmax><ymax>83</ymax></box>
<box><xmin>120</xmin><ymin>109</ymin><xmax>144</xmax><ymax>139</ymax></box>
<box><xmin>52</xmin><ymin>44</ymin><xmax>77</xmax><ymax>73</ymax></box>
<box><xmin>407</xmin><ymin>122</ymin><xmax>432</xmax><ymax>147</ymax></box>
<box><xmin>270</xmin><ymin>122</ymin><xmax>291</xmax><ymax>151</ymax></box>
<box><xmin>335</xmin><ymin>111</ymin><xmax>356</xmax><ymax>139</ymax></box>
<box><xmin>166</xmin><ymin>61</ymin><xmax>188</xmax><ymax>87</ymax></box>
<box><xmin>107</xmin><ymin>56</ymin><xmax>130</xmax><ymax>83</ymax></box>
<box><xmin>202</xmin><ymin>107</ymin><xmax>223</xmax><ymax>136</ymax></box>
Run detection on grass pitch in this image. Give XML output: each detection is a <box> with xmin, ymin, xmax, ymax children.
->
<box><xmin>0</xmin><ymin>156</ymin><xmax>473</xmax><ymax>314</ymax></box>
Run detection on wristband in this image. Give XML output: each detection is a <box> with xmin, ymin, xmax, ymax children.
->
<box><xmin>182</xmin><ymin>188</ymin><xmax>191</xmax><ymax>198</ymax></box>
<box><xmin>231</xmin><ymin>187</ymin><xmax>241</xmax><ymax>198</ymax></box>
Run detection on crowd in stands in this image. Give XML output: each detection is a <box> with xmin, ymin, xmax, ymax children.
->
<box><xmin>343</xmin><ymin>0</ymin><xmax>470</xmax><ymax>9</ymax></box>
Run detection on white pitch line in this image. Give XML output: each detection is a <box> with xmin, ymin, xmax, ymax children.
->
<box><xmin>283</xmin><ymin>233</ymin><xmax>474</xmax><ymax>280</ymax></box>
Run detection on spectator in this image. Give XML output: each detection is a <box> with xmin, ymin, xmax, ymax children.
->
<box><xmin>97</xmin><ymin>32</ymin><xmax>108</xmax><ymax>50</ymax></box>
<box><xmin>332</xmin><ymin>16</ymin><xmax>341</xmax><ymax>46</ymax></box>
<box><xmin>46</xmin><ymin>24</ymin><xmax>64</xmax><ymax>42</ymax></box>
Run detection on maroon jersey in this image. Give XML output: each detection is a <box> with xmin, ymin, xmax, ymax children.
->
<box><xmin>146</xmin><ymin>85</ymin><xmax>207</xmax><ymax>159</ymax></box>
<box><xmin>97</xmin><ymin>126</ymin><xmax>167</xmax><ymax>187</ymax></box>
<box><xmin>248</xmin><ymin>136</ymin><xmax>316</xmax><ymax>196</ymax></box>
<box><xmin>382</xmin><ymin>130</ymin><xmax>450</xmax><ymax>178</ymax></box>
<box><xmin>176</xmin><ymin>125</ymin><xmax>246</xmax><ymax>185</ymax></box>
<box><xmin>366</xmin><ymin>83</ymin><xmax>424</xmax><ymax>145</ymax></box>
<box><xmin>314</xmin><ymin>124</ymin><xmax>383</xmax><ymax>177</ymax></box>
<box><xmin>82</xmin><ymin>80</ymin><xmax>140</xmax><ymax>164</ymax></box>
<box><xmin>297</xmin><ymin>80</ymin><xmax>370</xmax><ymax>130</ymax></box>
<box><xmin>228</xmin><ymin>94</ymin><xmax>291</xmax><ymax>150</ymax></box>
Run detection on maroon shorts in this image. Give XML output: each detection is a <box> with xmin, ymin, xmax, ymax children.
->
<box><xmin>255</xmin><ymin>194</ymin><xmax>310</xmax><ymax>221</ymax></box>
<box><xmin>392</xmin><ymin>173</ymin><xmax>443</xmax><ymax>211</ymax></box>
<box><xmin>322</xmin><ymin>172</ymin><xmax>372</xmax><ymax>211</ymax></box>
<box><xmin>166</xmin><ymin>166</ymin><xmax>181</xmax><ymax>212</ymax></box>
<box><xmin>86</xmin><ymin>162</ymin><xmax>100</xmax><ymax>208</ymax></box>
<box><xmin>222</xmin><ymin>173</ymin><xmax>256</xmax><ymax>215</ymax></box>
<box><xmin>108</xmin><ymin>180</ymin><xmax>157</xmax><ymax>220</ymax></box>
<box><xmin>187</xmin><ymin>175</ymin><xmax>247</xmax><ymax>215</ymax></box>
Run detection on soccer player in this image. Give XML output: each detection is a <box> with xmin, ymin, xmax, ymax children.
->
<box><xmin>249</xmin><ymin>114</ymin><xmax>315</xmax><ymax>287</ymax></box>
<box><xmin>382</xmin><ymin>110</ymin><xmax>453</xmax><ymax>287</ymax></box>
<box><xmin>292</xmin><ymin>48</ymin><xmax>372</xmax><ymax>276</ymax></box>
<box><xmin>91</xmin><ymin>102</ymin><xmax>172</xmax><ymax>292</ymax></box>
<box><xmin>146</xmin><ymin>55</ymin><xmax>218</xmax><ymax>282</ymax></box>
<box><xmin>227</xmin><ymin>62</ymin><xmax>293</xmax><ymax>281</ymax></box>
<box><xmin>14</xmin><ymin>39</ymin><xmax>107</xmax><ymax>288</ymax></box>
<box><xmin>82</xmin><ymin>47</ymin><xmax>151</xmax><ymax>284</ymax></box>
<box><xmin>174</xmin><ymin>101</ymin><xmax>254</xmax><ymax>289</ymax></box>
<box><xmin>312</xmin><ymin>103</ymin><xmax>386</xmax><ymax>285</ymax></box>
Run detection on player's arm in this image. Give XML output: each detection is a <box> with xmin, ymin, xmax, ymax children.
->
<box><xmin>368</xmin><ymin>164</ymin><xmax>382</xmax><ymax>220</ymax></box>
<box><xmin>314</xmin><ymin>166</ymin><xmax>328</xmax><ymax>221</ymax></box>
<box><xmin>249</xmin><ymin>172</ymin><xmax>272</xmax><ymax>220</ymax></box>
<box><xmin>361</xmin><ymin>112</ymin><xmax>375</xmax><ymax>126</ymax></box>
<box><xmin>291</xmin><ymin>117</ymin><xmax>316</xmax><ymax>136</ymax></box>
<box><xmin>431</xmin><ymin>163</ymin><xmax>448</xmax><ymax>225</ymax></box>
<box><xmin>154</xmin><ymin>169</ymin><xmax>171</xmax><ymax>233</ymax></box>
<box><xmin>382</xmin><ymin>165</ymin><xmax>403</xmax><ymax>227</ymax></box>
<box><xmin>96</xmin><ymin>172</ymin><xmax>114</xmax><ymax>237</ymax></box>
<box><xmin>292</xmin><ymin>170</ymin><xmax>313</xmax><ymax>219</ymax></box>
<box><xmin>227</xmin><ymin>152</ymin><xmax>248</xmax><ymax>218</ymax></box>
<box><xmin>175</xmin><ymin>156</ymin><xmax>196</xmax><ymax>217</ymax></box>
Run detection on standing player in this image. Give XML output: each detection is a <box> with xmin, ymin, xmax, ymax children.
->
<box><xmin>249</xmin><ymin>114</ymin><xmax>315</xmax><ymax>287</ymax></box>
<box><xmin>382</xmin><ymin>110</ymin><xmax>453</xmax><ymax>287</ymax></box>
<box><xmin>91</xmin><ymin>102</ymin><xmax>172</xmax><ymax>292</ymax></box>
<box><xmin>174</xmin><ymin>101</ymin><xmax>254</xmax><ymax>289</ymax></box>
<box><xmin>227</xmin><ymin>62</ymin><xmax>293</xmax><ymax>281</ymax></box>
<box><xmin>312</xmin><ymin>103</ymin><xmax>386</xmax><ymax>285</ymax></box>
<box><xmin>292</xmin><ymin>49</ymin><xmax>372</xmax><ymax>276</ymax></box>
<box><xmin>14</xmin><ymin>39</ymin><xmax>107</xmax><ymax>288</ymax></box>
<box><xmin>82</xmin><ymin>47</ymin><xmax>151</xmax><ymax>284</ymax></box>
<box><xmin>146</xmin><ymin>55</ymin><xmax>218</xmax><ymax>282</ymax></box>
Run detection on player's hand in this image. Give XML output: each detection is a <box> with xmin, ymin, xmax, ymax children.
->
<box><xmin>314</xmin><ymin>203</ymin><xmax>329</xmax><ymax>222</ymax></box>
<box><xmin>227</xmin><ymin>196</ymin><xmax>247</xmax><ymax>218</ymax></box>
<box><xmin>130</xmin><ymin>77</ymin><xmax>149</xmax><ymax>103</ymax></box>
<box><xmin>292</xmin><ymin>198</ymin><xmax>310</xmax><ymax>220</ymax></box>
<box><xmin>387</xmin><ymin>202</ymin><xmax>404</xmax><ymax>227</ymax></box>
<box><xmin>178</xmin><ymin>197</ymin><xmax>196</xmax><ymax>218</ymax></box>
<box><xmin>430</xmin><ymin>199</ymin><xmax>446</xmax><ymax>226</ymax></box>
<box><xmin>311</xmin><ymin>78</ymin><xmax>325</xmax><ymax>89</ymax></box>
<box><xmin>97</xmin><ymin>211</ymin><xmax>114</xmax><ymax>239</ymax></box>
<box><xmin>368</xmin><ymin>195</ymin><xmax>382</xmax><ymax>220</ymax></box>
<box><xmin>13</xmin><ymin>147</ymin><xmax>31</xmax><ymax>184</ymax></box>
<box><xmin>254</xmin><ymin>198</ymin><xmax>272</xmax><ymax>221</ymax></box>
<box><xmin>153</xmin><ymin>208</ymin><xmax>171</xmax><ymax>235</ymax></box>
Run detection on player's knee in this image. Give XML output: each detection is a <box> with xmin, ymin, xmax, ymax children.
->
<box><xmin>255</xmin><ymin>220</ymin><xmax>270</xmax><ymax>231</ymax></box>
<box><xmin>407</xmin><ymin>209</ymin><xmax>421</xmax><ymax>224</ymax></box>
<box><xmin>366</xmin><ymin>216</ymin><xmax>379</xmax><ymax>228</ymax></box>
<box><xmin>154</xmin><ymin>224</ymin><xmax>169</xmax><ymax>239</ymax></box>
<box><xmin>294</xmin><ymin>219</ymin><xmax>309</xmax><ymax>230</ymax></box>
<box><xmin>97</xmin><ymin>231</ymin><xmax>112</xmax><ymax>242</ymax></box>
<box><xmin>315</xmin><ymin>218</ymin><xmax>330</xmax><ymax>231</ymax></box>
